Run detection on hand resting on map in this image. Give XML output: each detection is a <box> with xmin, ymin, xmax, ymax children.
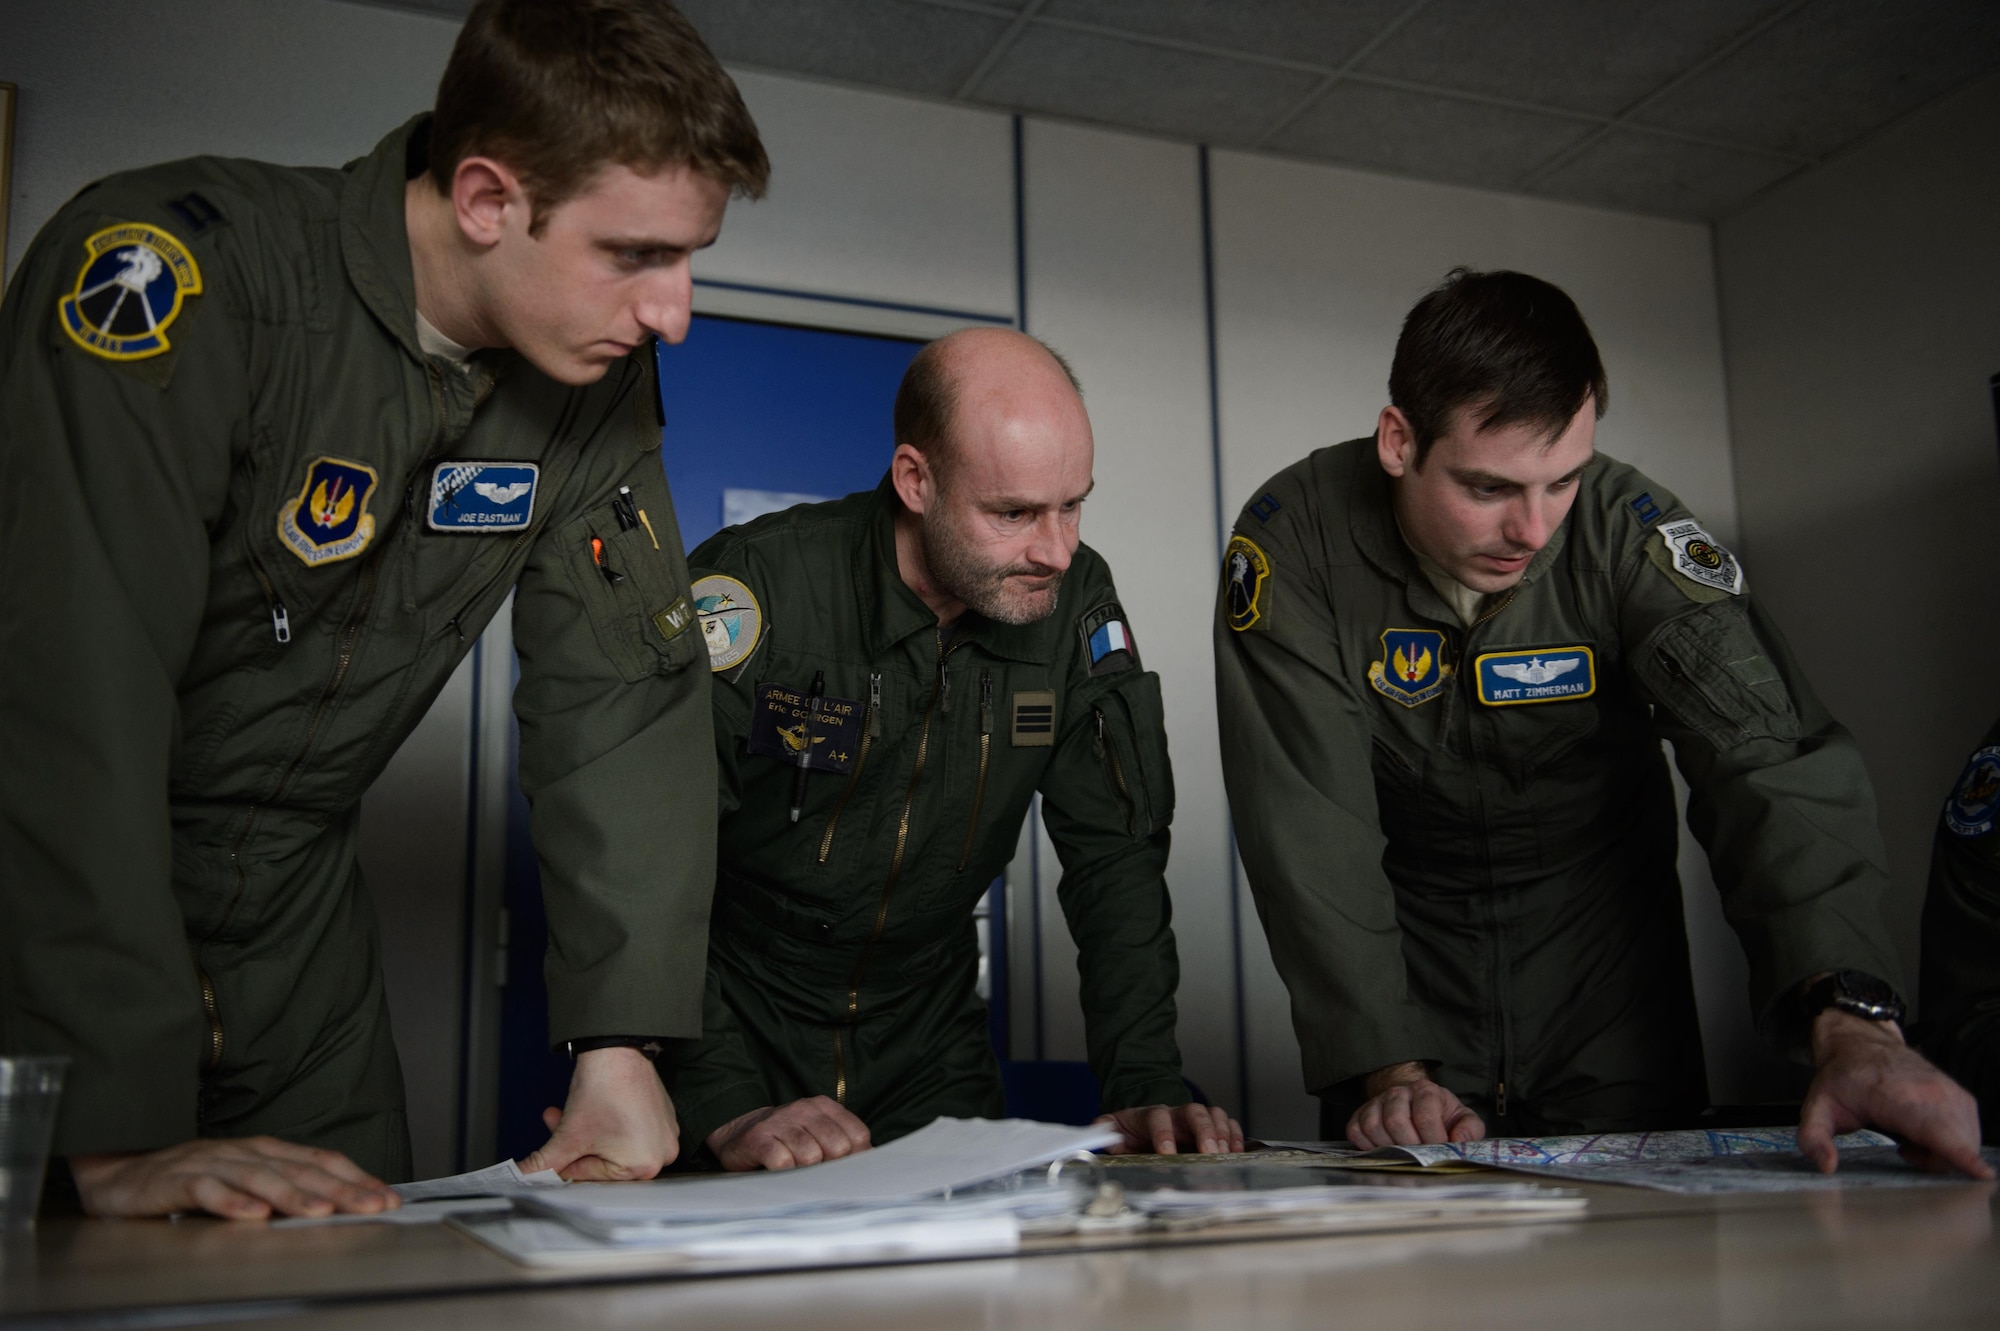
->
<box><xmin>1799</xmin><ymin>1009</ymin><xmax>1990</xmax><ymax>1178</ymax></box>
<box><xmin>1345</xmin><ymin>1061</ymin><xmax>1486</xmax><ymax>1149</ymax></box>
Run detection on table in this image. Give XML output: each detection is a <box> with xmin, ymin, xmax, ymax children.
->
<box><xmin>4</xmin><ymin>1171</ymin><xmax>1996</xmax><ymax>1329</ymax></box>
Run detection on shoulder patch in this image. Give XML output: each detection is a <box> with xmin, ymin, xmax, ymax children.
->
<box><xmin>1223</xmin><ymin>534</ymin><xmax>1272</xmax><ymax>632</ymax></box>
<box><xmin>1078</xmin><ymin>601</ymin><xmax>1138</xmax><ymax>676</ymax></box>
<box><xmin>1628</xmin><ymin>492</ymin><xmax>1662</xmax><ymax>526</ymax></box>
<box><xmin>59</xmin><ymin>222</ymin><xmax>203</xmax><ymax>361</ymax></box>
<box><xmin>427</xmin><ymin>461</ymin><xmax>540</xmax><ymax>532</ymax></box>
<box><xmin>1368</xmin><ymin>628</ymin><xmax>1451</xmax><ymax>708</ymax></box>
<box><xmin>692</xmin><ymin>574</ymin><xmax>763</xmax><ymax>672</ymax></box>
<box><xmin>277</xmin><ymin>456</ymin><xmax>379</xmax><ymax>566</ymax></box>
<box><xmin>1657</xmin><ymin>519</ymin><xmax>1744</xmax><ymax>597</ymax></box>
<box><xmin>1247</xmin><ymin>491</ymin><xmax>1283</xmax><ymax>524</ymax></box>
<box><xmin>1945</xmin><ymin>745</ymin><xmax>2000</xmax><ymax>838</ymax></box>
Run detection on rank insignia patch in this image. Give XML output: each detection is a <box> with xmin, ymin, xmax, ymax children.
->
<box><xmin>1011</xmin><ymin>690</ymin><xmax>1057</xmax><ymax>747</ymax></box>
<box><xmin>427</xmin><ymin>461</ymin><xmax>539</xmax><ymax>532</ymax></box>
<box><xmin>1247</xmin><ymin>492</ymin><xmax>1283</xmax><ymax>524</ymax></box>
<box><xmin>691</xmin><ymin>574</ymin><xmax>763</xmax><ymax>673</ymax></box>
<box><xmin>1629</xmin><ymin>492</ymin><xmax>1661</xmax><ymax>526</ymax></box>
<box><xmin>1475</xmin><ymin>645</ymin><xmax>1596</xmax><ymax>706</ymax></box>
<box><xmin>277</xmin><ymin>456</ymin><xmax>379</xmax><ymax>566</ymax></box>
<box><xmin>1369</xmin><ymin>628</ymin><xmax>1450</xmax><ymax>708</ymax></box>
<box><xmin>1079</xmin><ymin>601</ymin><xmax>1138</xmax><ymax>676</ymax></box>
<box><xmin>747</xmin><ymin>682</ymin><xmax>863</xmax><ymax>773</ymax></box>
<box><xmin>1223</xmin><ymin>534</ymin><xmax>1271</xmax><ymax>632</ymax></box>
<box><xmin>1944</xmin><ymin>745</ymin><xmax>2000</xmax><ymax>838</ymax></box>
<box><xmin>59</xmin><ymin>223</ymin><xmax>203</xmax><ymax>361</ymax></box>
<box><xmin>1660</xmin><ymin>519</ymin><xmax>1743</xmax><ymax>596</ymax></box>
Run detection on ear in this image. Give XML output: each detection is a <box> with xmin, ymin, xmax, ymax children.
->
<box><xmin>1376</xmin><ymin>405</ymin><xmax>1419</xmax><ymax>480</ymax></box>
<box><xmin>450</xmin><ymin>156</ymin><xmax>528</xmax><ymax>249</ymax></box>
<box><xmin>890</xmin><ymin>443</ymin><xmax>933</xmax><ymax>515</ymax></box>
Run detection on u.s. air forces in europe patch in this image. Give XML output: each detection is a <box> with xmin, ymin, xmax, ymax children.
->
<box><xmin>1369</xmin><ymin>628</ymin><xmax>1450</xmax><ymax>707</ymax></box>
<box><xmin>59</xmin><ymin>223</ymin><xmax>203</xmax><ymax>361</ymax></box>
<box><xmin>278</xmin><ymin>456</ymin><xmax>379</xmax><ymax>566</ymax></box>
<box><xmin>692</xmin><ymin>574</ymin><xmax>763</xmax><ymax>672</ymax></box>
<box><xmin>1223</xmin><ymin>534</ymin><xmax>1271</xmax><ymax>632</ymax></box>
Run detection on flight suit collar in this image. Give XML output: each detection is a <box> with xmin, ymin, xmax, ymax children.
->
<box><xmin>1346</xmin><ymin>438</ymin><xmax>1571</xmax><ymax>620</ymax></box>
<box><xmin>856</xmin><ymin>474</ymin><xmax>1057</xmax><ymax>666</ymax></box>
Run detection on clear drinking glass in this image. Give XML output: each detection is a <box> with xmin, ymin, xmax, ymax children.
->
<box><xmin>0</xmin><ymin>1056</ymin><xmax>69</xmax><ymax>1230</ymax></box>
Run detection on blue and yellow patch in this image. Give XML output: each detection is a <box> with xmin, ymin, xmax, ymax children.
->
<box><xmin>1945</xmin><ymin>745</ymin><xmax>2000</xmax><ymax>838</ymax></box>
<box><xmin>427</xmin><ymin>461</ymin><xmax>540</xmax><ymax>533</ymax></box>
<box><xmin>59</xmin><ymin>223</ymin><xmax>202</xmax><ymax>361</ymax></box>
<box><xmin>1474</xmin><ymin>645</ymin><xmax>1597</xmax><ymax>706</ymax></box>
<box><xmin>1223</xmin><ymin>534</ymin><xmax>1271</xmax><ymax>632</ymax></box>
<box><xmin>1368</xmin><ymin>628</ymin><xmax>1450</xmax><ymax>707</ymax></box>
<box><xmin>278</xmin><ymin>456</ymin><xmax>379</xmax><ymax>566</ymax></box>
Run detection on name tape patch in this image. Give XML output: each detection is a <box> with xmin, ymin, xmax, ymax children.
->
<box><xmin>1369</xmin><ymin>628</ymin><xmax>1450</xmax><ymax>708</ymax></box>
<box><xmin>1012</xmin><ymin>690</ymin><xmax>1057</xmax><ymax>747</ymax></box>
<box><xmin>692</xmin><ymin>574</ymin><xmax>763</xmax><ymax>672</ymax></box>
<box><xmin>428</xmin><ymin>461</ymin><xmax>539</xmax><ymax>533</ymax></box>
<box><xmin>1475</xmin><ymin>645</ymin><xmax>1597</xmax><ymax>706</ymax></box>
<box><xmin>747</xmin><ymin>681</ymin><xmax>863</xmax><ymax>773</ymax></box>
<box><xmin>278</xmin><ymin>456</ymin><xmax>379</xmax><ymax>566</ymax></box>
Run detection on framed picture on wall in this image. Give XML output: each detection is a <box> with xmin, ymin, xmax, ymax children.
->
<box><xmin>0</xmin><ymin>83</ymin><xmax>15</xmax><ymax>278</ymax></box>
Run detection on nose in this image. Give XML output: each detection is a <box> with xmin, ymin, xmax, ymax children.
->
<box><xmin>1503</xmin><ymin>494</ymin><xmax>1554</xmax><ymax>553</ymax></box>
<box><xmin>636</xmin><ymin>261</ymin><xmax>695</xmax><ymax>345</ymax></box>
<box><xmin>1026</xmin><ymin>511</ymin><xmax>1076</xmax><ymax>573</ymax></box>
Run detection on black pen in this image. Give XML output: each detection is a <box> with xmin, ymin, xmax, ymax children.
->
<box><xmin>790</xmin><ymin>670</ymin><xmax>825</xmax><ymax>824</ymax></box>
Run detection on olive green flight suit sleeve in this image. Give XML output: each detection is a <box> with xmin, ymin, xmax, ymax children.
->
<box><xmin>1919</xmin><ymin>719</ymin><xmax>2000</xmax><ymax>1142</ymax></box>
<box><xmin>0</xmin><ymin>199</ymin><xmax>245</xmax><ymax>1153</ymax></box>
<box><xmin>1038</xmin><ymin>618</ymin><xmax>1190</xmax><ymax>1113</ymax></box>
<box><xmin>509</xmin><ymin>392</ymin><xmax>717</xmax><ymax>1046</ymax></box>
<box><xmin>651</xmin><ymin>548</ymin><xmax>779</xmax><ymax>1150</ymax></box>
<box><xmin>1617</xmin><ymin>499</ymin><xmax>1903</xmax><ymax>1029</ymax></box>
<box><xmin>1213</xmin><ymin>510</ymin><xmax>1444</xmax><ymax>1096</ymax></box>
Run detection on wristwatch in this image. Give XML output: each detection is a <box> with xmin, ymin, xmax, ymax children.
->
<box><xmin>565</xmin><ymin>1036</ymin><xmax>667</xmax><ymax>1060</ymax></box>
<box><xmin>1799</xmin><ymin>970</ymin><xmax>1906</xmax><ymax>1026</ymax></box>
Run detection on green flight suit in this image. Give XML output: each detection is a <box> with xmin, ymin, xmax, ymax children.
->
<box><xmin>0</xmin><ymin>117</ymin><xmax>715</xmax><ymax>1178</ymax></box>
<box><xmin>665</xmin><ymin>481</ymin><xmax>1189</xmax><ymax>1151</ymax></box>
<box><xmin>1214</xmin><ymin>438</ymin><xmax>1901</xmax><ymax>1134</ymax></box>
<box><xmin>1920</xmin><ymin>718</ymin><xmax>2000</xmax><ymax>1143</ymax></box>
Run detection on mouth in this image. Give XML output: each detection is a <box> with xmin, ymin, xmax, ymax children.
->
<box><xmin>1478</xmin><ymin>552</ymin><xmax>1534</xmax><ymax>572</ymax></box>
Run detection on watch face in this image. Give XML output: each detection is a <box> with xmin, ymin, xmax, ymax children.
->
<box><xmin>1834</xmin><ymin>970</ymin><xmax>1904</xmax><ymax>1019</ymax></box>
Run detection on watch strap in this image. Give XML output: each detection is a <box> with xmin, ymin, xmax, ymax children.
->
<box><xmin>566</xmin><ymin>1035</ymin><xmax>667</xmax><ymax>1060</ymax></box>
<box><xmin>1800</xmin><ymin>970</ymin><xmax>1906</xmax><ymax>1026</ymax></box>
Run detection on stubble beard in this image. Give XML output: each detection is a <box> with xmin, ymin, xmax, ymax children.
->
<box><xmin>919</xmin><ymin>502</ymin><xmax>1064</xmax><ymax>626</ymax></box>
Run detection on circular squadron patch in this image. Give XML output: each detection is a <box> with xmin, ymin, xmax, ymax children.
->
<box><xmin>692</xmin><ymin>574</ymin><xmax>763</xmax><ymax>672</ymax></box>
<box><xmin>1223</xmin><ymin>534</ymin><xmax>1271</xmax><ymax>632</ymax></box>
<box><xmin>59</xmin><ymin>223</ymin><xmax>203</xmax><ymax>360</ymax></box>
<box><xmin>1659</xmin><ymin>519</ymin><xmax>1743</xmax><ymax>596</ymax></box>
<box><xmin>1945</xmin><ymin>745</ymin><xmax>2000</xmax><ymax>838</ymax></box>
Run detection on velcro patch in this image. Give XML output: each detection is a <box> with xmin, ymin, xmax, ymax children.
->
<box><xmin>653</xmin><ymin>595</ymin><xmax>693</xmax><ymax>643</ymax></box>
<box><xmin>1079</xmin><ymin>601</ymin><xmax>1137</xmax><ymax>676</ymax></box>
<box><xmin>692</xmin><ymin>574</ymin><xmax>763</xmax><ymax>672</ymax></box>
<box><xmin>1368</xmin><ymin>628</ymin><xmax>1450</xmax><ymax>708</ymax></box>
<box><xmin>277</xmin><ymin>456</ymin><xmax>379</xmax><ymax>566</ymax></box>
<box><xmin>1223</xmin><ymin>534</ymin><xmax>1271</xmax><ymax>631</ymax></box>
<box><xmin>1660</xmin><ymin>519</ymin><xmax>1743</xmax><ymax>596</ymax></box>
<box><xmin>1011</xmin><ymin>690</ymin><xmax>1057</xmax><ymax>747</ymax></box>
<box><xmin>1247</xmin><ymin>491</ymin><xmax>1283</xmax><ymax>524</ymax></box>
<box><xmin>60</xmin><ymin>222</ymin><xmax>202</xmax><ymax>362</ymax></box>
<box><xmin>427</xmin><ymin>461</ymin><xmax>539</xmax><ymax>532</ymax></box>
<box><xmin>748</xmin><ymin>682</ymin><xmax>863</xmax><ymax>773</ymax></box>
<box><xmin>1475</xmin><ymin>645</ymin><xmax>1596</xmax><ymax>706</ymax></box>
<box><xmin>1945</xmin><ymin>745</ymin><xmax>2000</xmax><ymax>838</ymax></box>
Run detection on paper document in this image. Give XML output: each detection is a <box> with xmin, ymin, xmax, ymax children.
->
<box><xmin>1503</xmin><ymin>1145</ymin><xmax>2000</xmax><ymax>1194</ymax></box>
<box><xmin>521</xmin><ymin>1117</ymin><xmax>1119</xmax><ymax>1234</ymax></box>
<box><xmin>1267</xmin><ymin>1127</ymin><xmax>1893</xmax><ymax>1170</ymax></box>
<box><xmin>393</xmin><ymin>1158</ymin><xmax>566</xmax><ymax>1202</ymax></box>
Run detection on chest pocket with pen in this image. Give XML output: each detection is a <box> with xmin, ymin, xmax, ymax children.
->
<box><xmin>562</xmin><ymin>490</ymin><xmax>704</xmax><ymax>683</ymax></box>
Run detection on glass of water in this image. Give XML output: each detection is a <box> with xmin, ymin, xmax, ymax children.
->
<box><xmin>0</xmin><ymin>1057</ymin><xmax>69</xmax><ymax>1231</ymax></box>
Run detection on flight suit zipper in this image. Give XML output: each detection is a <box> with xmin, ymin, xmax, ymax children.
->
<box><xmin>1469</xmin><ymin>584</ymin><xmax>1518</xmax><ymax>1119</ymax></box>
<box><xmin>833</xmin><ymin>633</ymin><xmax>963</xmax><ymax>1103</ymax></box>
<box><xmin>956</xmin><ymin>671</ymin><xmax>993</xmax><ymax>872</ymax></box>
<box><xmin>245</xmin><ymin>545</ymin><xmax>290</xmax><ymax>645</ymax></box>
<box><xmin>817</xmin><ymin>672</ymin><xmax>882</xmax><ymax>864</ymax></box>
<box><xmin>1093</xmin><ymin>705</ymin><xmax>1136</xmax><ymax>835</ymax></box>
<box><xmin>197</xmin><ymin>970</ymin><xmax>224</xmax><ymax>1072</ymax></box>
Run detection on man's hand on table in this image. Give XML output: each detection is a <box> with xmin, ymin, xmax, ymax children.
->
<box><xmin>1797</xmin><ymin>1009</ymin><xmax>1991</xmax><ymax>1178</ymax></box>
<box><xmin>707</xmin><ymin>1095</ymin><xmax>872</xmax><ymax>1171</ymax></box>
<box><xmin>70</xmin><ymin>1138</ymin><xmax>400</xmax><ymax>1220</ymax></box>
<box><xmin>521</xmin><ymin>1046</ymin><xmax>679</xmax><ymax>1181</ymax></box>
<box><xmin>1346</xmin><ymin>1062</ymin><xmax>1486</xmax><ymax>1149</ymax></box>
<box><xmin>1096</xmin><ymin>1103</ymin><xmax>1246</xmax><ymax>1155</ymax></box>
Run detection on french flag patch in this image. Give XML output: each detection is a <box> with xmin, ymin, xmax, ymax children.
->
<box><xmin>1079</xmin><ymin>601</ymin><xmax>1138</xmax><ymax>677</ymax></box>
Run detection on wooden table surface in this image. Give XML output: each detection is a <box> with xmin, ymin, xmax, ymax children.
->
<box><xmin>4</xmin><ymin>1169</ymin><xmax>1997</xmax><ymax>1329</ymax></box>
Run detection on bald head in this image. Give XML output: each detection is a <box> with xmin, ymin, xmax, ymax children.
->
<box><xmin>893</xmin><ymin>328</ymin><xmax>1084</xmax><ymax>484</ymax></box>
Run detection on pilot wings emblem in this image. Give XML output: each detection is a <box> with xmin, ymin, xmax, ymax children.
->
<box><xmin>474</xmin><ymin>480</ymin><xmax>533</xmax><ymax>505</ymax></box>
<box><xmin>1489</xmin><ymin>656</ymin><xmax>1578</xmax><ymax>686</ymax></box>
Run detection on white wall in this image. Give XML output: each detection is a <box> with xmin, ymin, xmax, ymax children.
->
<box><xmin>1715</xmin><ymin>73</ymin><xmax>2000</xmax><ymax>1007</ymax></box>
<box><xmin>4</xmin><ymin>0</ymin><xmax>1757</xmax><ymax>1143</ymax></box>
